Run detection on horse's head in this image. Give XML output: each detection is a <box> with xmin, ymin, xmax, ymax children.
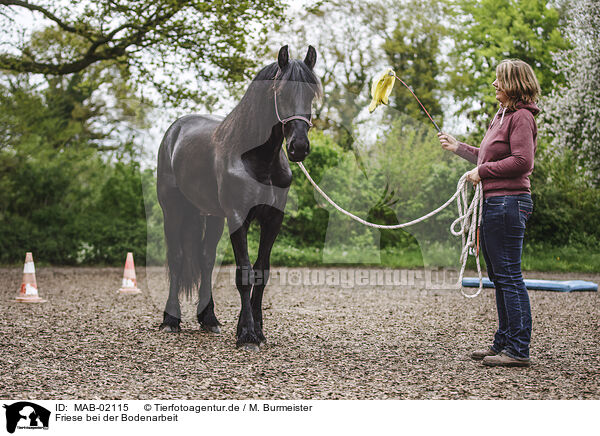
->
<box><xmin>273</xmin><ymin>45</ymin><xmax>321</xmax><ymax>162</ymax></box>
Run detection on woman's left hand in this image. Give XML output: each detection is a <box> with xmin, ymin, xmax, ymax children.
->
<box><xmin>466</xmin><ymin>167</ymin><xmax>481</xmax><ymax>186</ymax></box>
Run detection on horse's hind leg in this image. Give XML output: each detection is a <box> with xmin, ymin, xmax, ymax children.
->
<box><xmin>252</xmin><ymin>207</ymin><xmax>284</xmax><ymax>345</ymax></box>
<box><xmin>197</xmin><ymin>215</ymin><xmax>225</xmax><ymax>333</ymax></box>
<box><xmin>158</xmin><ymin>189</ymin><xmax>187</xmax><ymax>333</ymax></box>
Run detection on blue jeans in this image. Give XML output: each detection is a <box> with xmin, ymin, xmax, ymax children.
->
<box><xmin>480</xmin><ymin>194</ymin><xmax>533</xmax><ymax>360</ymax></box>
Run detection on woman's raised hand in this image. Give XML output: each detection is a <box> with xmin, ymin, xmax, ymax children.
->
<box><xmin>437</xmin><ymin>132</ymin><xmax>459</xmax><ymax>153</ymax></box>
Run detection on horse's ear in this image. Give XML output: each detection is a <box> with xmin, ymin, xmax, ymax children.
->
<box><xmin>278</xmin><ymin>45</ymin><xmax>289</xmax><ymax>69</ymax></box>
<box><xmin>304</xmin><ymin>45</ymin><xmax>317</xmax><ymax>70</ymax></box>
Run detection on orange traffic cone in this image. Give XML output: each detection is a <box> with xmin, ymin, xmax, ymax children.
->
<box><xmin>16</xmin><ymin>252</ymin><xmax>46</xmax><ymax>303</ymax></box>
<box><xmin>117</xmin><ymin>252</ymin><xmax>142</xmax><ymax>294</ymax></box>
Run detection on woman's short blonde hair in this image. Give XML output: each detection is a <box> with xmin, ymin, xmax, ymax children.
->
<box><xmin>496</xmin><ymin>59</ymin><xmax>541</xmax><ymax>110</ymax></box>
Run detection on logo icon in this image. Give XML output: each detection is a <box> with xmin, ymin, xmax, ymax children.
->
<box><xmin>3</xmin><ymin>402</ymin><xmax>50</xmax><ymax>434</ymax></box>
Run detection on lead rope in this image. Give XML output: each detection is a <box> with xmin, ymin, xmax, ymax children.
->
<box><xmin>296</xmin><ymin>163</ymin><xmax>484</xmax><ymax>297</ymax></box>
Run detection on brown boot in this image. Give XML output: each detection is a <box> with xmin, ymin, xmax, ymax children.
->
<box><xmin>470</xmin><ymin>347</ymin><xmax>498</xmax><ymax>361</ymax></box>
<box><xmin>482</xmin><ymin>351</ymin><xmax>530</xmax><ymax>367</ymax></box>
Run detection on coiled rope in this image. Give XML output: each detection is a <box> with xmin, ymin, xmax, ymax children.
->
<box><xmin>297</xmin><ymin>162</ymin><xmax>484</xmax><ymax>297</ymax></box>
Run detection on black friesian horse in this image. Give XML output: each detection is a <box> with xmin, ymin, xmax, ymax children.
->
<box><xmin>157</xmin><ymin>46</ymin><xmax>321</xmax><ymax>350</ymax></box>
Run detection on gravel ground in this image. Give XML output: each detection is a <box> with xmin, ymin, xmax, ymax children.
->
<box><xmin>1</xmin><ymin>265</ymin><xmax>598</xmax><ymax>400</ymax></box>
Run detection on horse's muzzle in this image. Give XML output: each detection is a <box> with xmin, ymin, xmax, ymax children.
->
<box><xmin>287</xmin><ymin>141</ymin><xmax>310</xmax><ymax>162</ymax></box>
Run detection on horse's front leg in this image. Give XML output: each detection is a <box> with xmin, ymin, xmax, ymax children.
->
<box><xmin>252</xmin><ymin>207</ymin><xmax>284</xmax><ymax>345</ymax></box>
<box><xmin>230</xmin><ymin>221</ymin><xmax>260</xmax><ymax>350</ymax></box>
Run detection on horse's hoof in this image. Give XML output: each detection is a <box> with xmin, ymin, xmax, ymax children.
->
<box><xmin>257</xmin><ymin>332</ymin><xmax>267</xmax><ymax>346</ymax></box>
<box><xmin>236</xmin><ymin>327</ymin><xmax>260</xmax><ymax>349</ymax></box>
<box><xmin>201</xmin><ymin>324</ymin><xmax>221</xmax><ymax>334</ymax></box>
<box><xmin>161</xmin><ymin>312</ymin><xmax>181</xmax><ymax>333</ymax></box>
<box><xmin>238</xmin><ymin>343</ymin><xmax>260</xmax><ymax>352</ymax></box>
<box><xmin>159</xmin><ymin>323</ymin><xmax>181</xmax><ymax>333</ymax></box>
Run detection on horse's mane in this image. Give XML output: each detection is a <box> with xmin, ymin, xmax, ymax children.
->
<box><xmin>213</xmin><ymin>59</ymin><xmax>322</xmax><ymax>149</ymax></box>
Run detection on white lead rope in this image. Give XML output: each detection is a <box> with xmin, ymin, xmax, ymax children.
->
<box><xmin>296</xmin><ymin>162</ymin><xmax>485</xmax><ymax>297</ymax></box>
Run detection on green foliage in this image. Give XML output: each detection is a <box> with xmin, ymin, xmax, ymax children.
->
<box><xmin>0</xmin><ymin>61</ymin><xmax>147</xmax><ymax>154</ymax></box>
<box><xmin>370</xmin><ymin>115</ymin><xmax>471</xmax><ymax>244</ymax></box>
<box><xmin>522</xmin><ymin>242</ymin><xmax>600</xmax><ymax>272</ymax></box>
<box><xmin>540</xmin><ymin>0</ymin><xmax>600</xmax><ymax>186</ymax></box>
<box><xmin>285</xmin><ymin>131</ymin><xmax>340</xmax><ymax>247</ymax></box>
<box><xmin>528</xmin><ymin>149</ymin><xmax>600</xmax><ymax>248</ymax></box>
<box><xmin>0</xmin><ymin>0</ymin><xmax>284</xmax><ymax>107</ymax></box>
<box><xmin>0</xmin><ymin>150</ymin><xmax>84</xmax><ymax>264</ymax></box>
<box><xmin>142</xmin><ymin>168</ymin><xmax>167</xmax><ymax>266</ymax></box>
<box><xmin>0</xmin><ymin>63</ymin><xmax>148</xmax><ymax>265</ymax></box>
<box><xmin>382</xmin><ymin>0</ymin><xmax>447</xmax><ymax>121</ymax></box>
<box><xmin>81</xmin><ymin>159</ymin><xmax>148</xmax><ymax>264</ymax></box>
<box><xmin>0</xmin><ymin>147</ymin><xmax>147</xmax><ymax>265</ymax></box>
<box><xmin>449</xmin><ymin>0</ymin><xmax>569</xmax><ymax>134</ymax></box>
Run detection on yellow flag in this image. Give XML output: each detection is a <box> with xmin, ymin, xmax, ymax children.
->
<box><xmin>368</xmin><ymin>68</ymin><xmax>396</xmax><ymax>113</ymax></box>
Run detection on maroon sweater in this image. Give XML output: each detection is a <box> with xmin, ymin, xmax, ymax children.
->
<box><xmin>456</xmin><ymin>101</ymin><xmax>540</xmax><ymax>198</ymax></box>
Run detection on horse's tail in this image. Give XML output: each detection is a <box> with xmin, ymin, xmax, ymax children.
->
<box><xmin>166</xmin><ymin>209</ymin><xmax>206</xmax><ymax>300</ymax></box>
<box><xmin>157</xmin><ymin>117</ymin><xmax>207</xmax><ymax>301</ymax></box>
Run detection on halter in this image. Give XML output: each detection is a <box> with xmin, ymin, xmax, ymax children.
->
<box><xmin>274</xmin><ymin>91</ymin><xmax>313</xmax><ymax>129</ymax></box>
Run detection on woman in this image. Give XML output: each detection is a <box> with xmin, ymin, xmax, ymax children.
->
<box><xmin>438</xmin><ymin>59</ymin><xmax>541</xmax><ymax>367</ymax></box>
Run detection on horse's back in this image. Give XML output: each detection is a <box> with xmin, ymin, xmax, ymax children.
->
<box><xmin>157</xmin><ymin>114</ymin><xmax>225</xmax><ymax>216</ymax></box>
